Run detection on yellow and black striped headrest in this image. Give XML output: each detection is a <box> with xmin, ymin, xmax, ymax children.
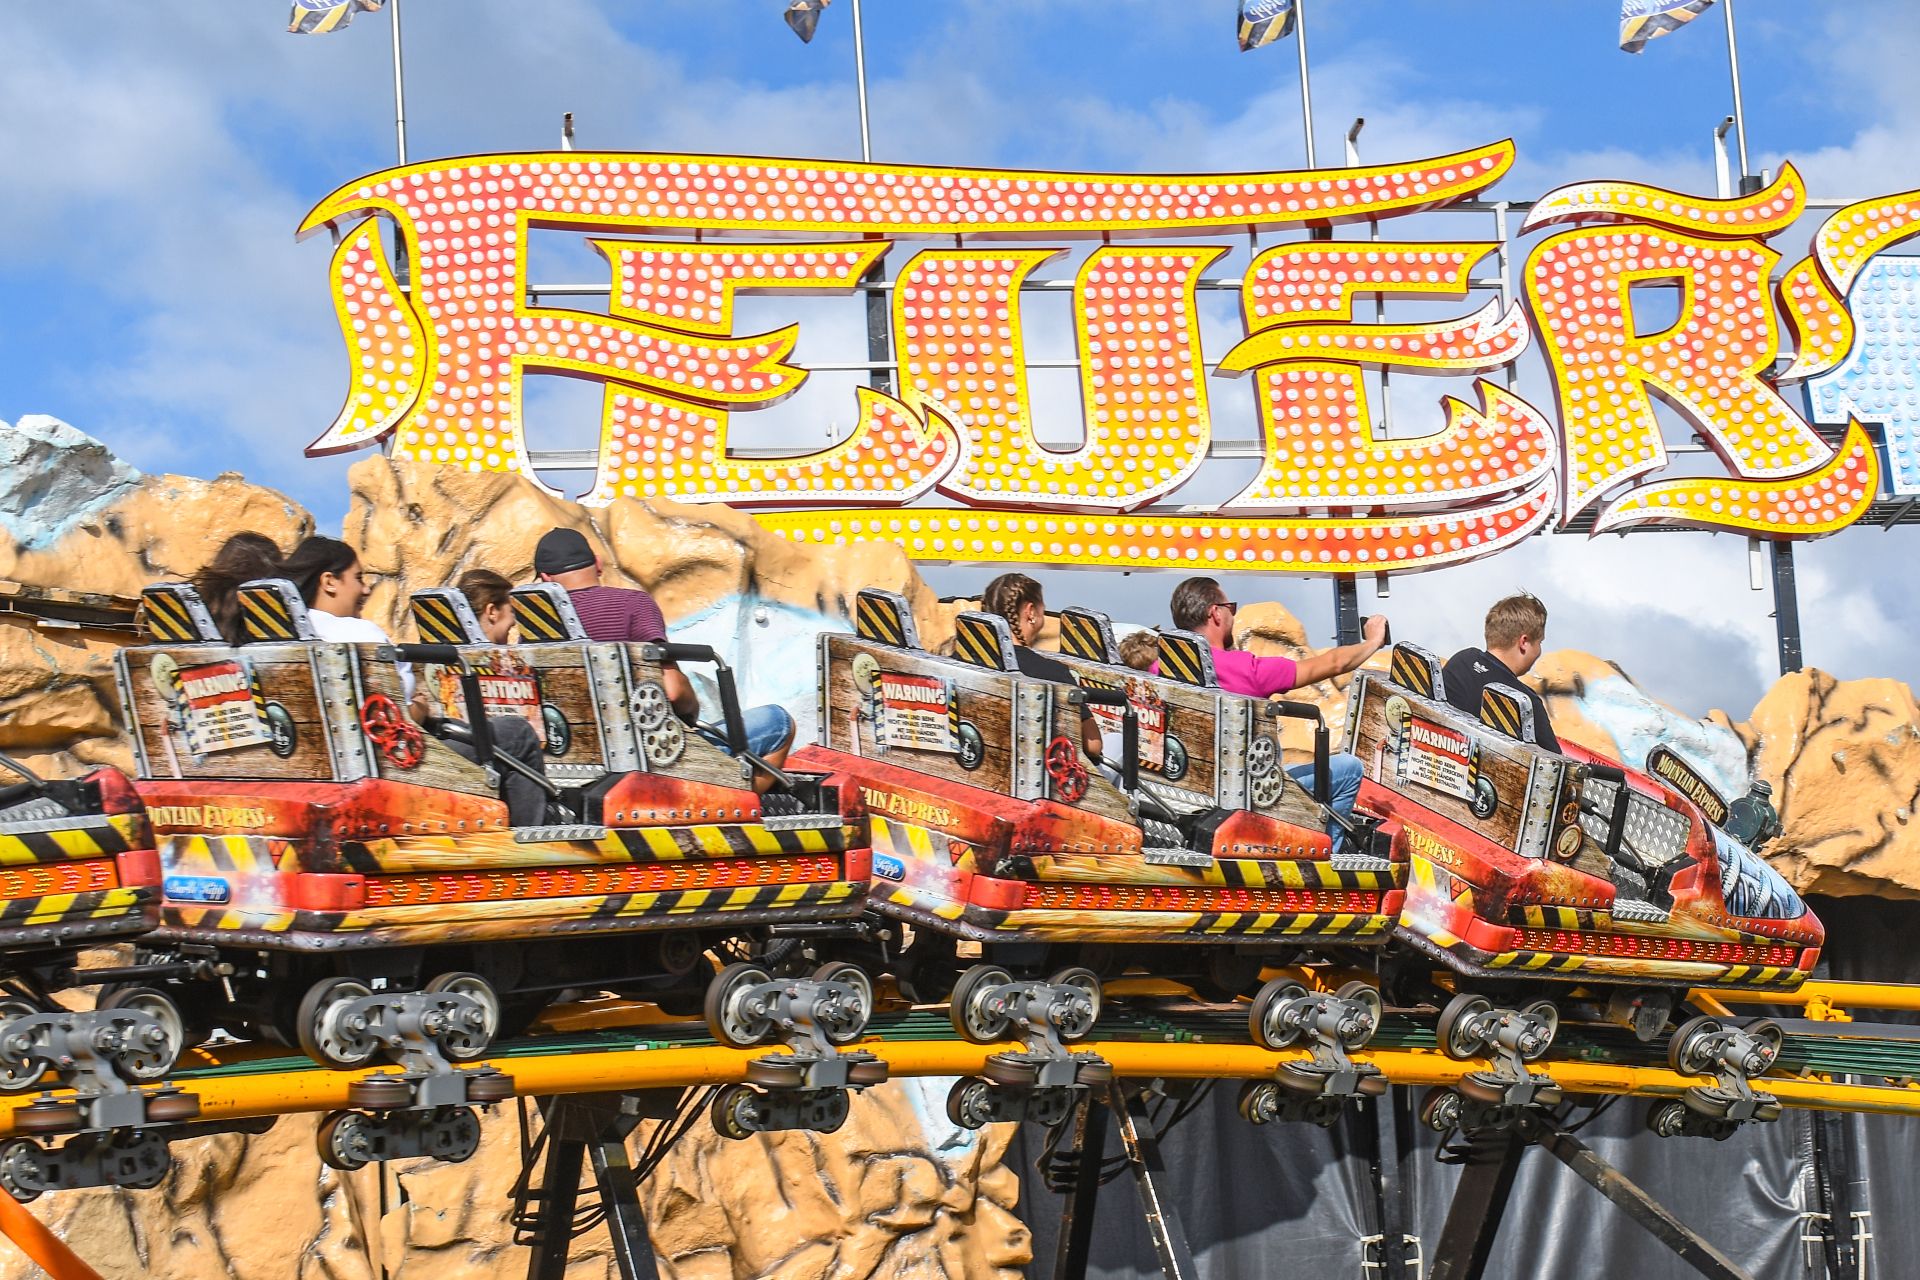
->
<box><xmin>854</xmin><ymin>588</ymin><xmax>919</xmax><ymax>649</ymax></box>
<box><xmin>140</xmin><ymin>584</ymin><xmax>222</xmax><ymax>643</ymax></box>
<box><xmin>952</xmin><ymin>611</ymin><xmax>1017</xmax><ymax>672</ymax></box>
<box><xmin>410</xmin><ymin>589</ymin><xmax>486</xmax><ymax>644</ymax></box>
<box><xmin>1388</xmin><ymin>643</ymin><xmax>1446</xmax><ymax>699</ymax></box>
<box><xmin>1479</xmin><ymin>683</ymin><xmax>1537</xmax><ymax>745</ymax></box>
<box><xmin>509</xmin><ymin>584</ymin><xmax>587</xmax><ymax>642</ymax></box>
<box><xmin>1156</xmin><ymin>629</ymin><xmax>1216</xmax><ymax>688</ymax></box>
<box><xmin>237</xmin><ymin>579</ymin><xmax>316</xmax><ymax>643</ymax></box>
<box><xmin>1057</xmin><ymin>607</ymin><xmax>1115</xmax><ymax>663</ymax></box>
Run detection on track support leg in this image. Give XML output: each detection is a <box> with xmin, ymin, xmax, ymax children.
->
<box><xmin>1110</xmin><ymin>1081</ymin><xmax>1200</xmax><ymax>1280</ymax></box>
<box><xmin>1428</xmin><ymin>1127</ymin><xmax>1525</xmax><ymax>1280</ymax></box>
<box><xmin>520</xmin><ymin>1093</ymin><xmax>676</xmax><ymax>1280</ymax></box>
<box><xmin>1052</xmin><ymin>1087</ymin><xmax>1110</xmax><ymax>1280</ymax></box>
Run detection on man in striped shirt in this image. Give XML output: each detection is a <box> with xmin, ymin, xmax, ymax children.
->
<box><xmin>534</xmin><ymin>528</ymin><xmax>796</xmax><ymax>788</ymax></box>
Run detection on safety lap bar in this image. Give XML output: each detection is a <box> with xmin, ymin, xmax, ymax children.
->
<box><xmin>1069</xmin><ymin>686</ymin><xmax>1138</xmax><ymax>793</ymax></box>
<box><xmin>1267</xmin><ymin>700</ymin><xmax>1332</xmax><ymax>807</ymax></box>
<box><xmin>1580</xmin><ymin>761</ymin><xmax>1632</xmax><ymax>870</ymax></box>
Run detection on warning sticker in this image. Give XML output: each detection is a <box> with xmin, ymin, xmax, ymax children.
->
<box><xmin>435</xmin><ymin>654</ymin><xmax>545</xmax><ymax>743</ymax></box>
<box><xmin>1076</xmin><ymin>672</ymin><xmax>1168</xmax><ymax>772</ymax></box>
<box><xmin>176</xmin><ymin>659</ymin><xmax>272</xmax><ymax>755</ymax></box>
<box><xmin>1402</xmin><ymin>716</ymin><xmax>1476</xmax><ymax>802</ymax></box>
<box><xmin>875</xmin><ymin>671</ymin><xmax>957</xmax><ymax>753</ymax></box>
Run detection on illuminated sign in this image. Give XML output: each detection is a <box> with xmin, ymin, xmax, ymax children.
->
<box><xmin>299</xmin><ymin>144</ymin><xmax>1896</xmax><ymax>572</ymax></box>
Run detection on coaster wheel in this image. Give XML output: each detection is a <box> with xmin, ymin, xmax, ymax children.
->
<box><xmin>949</xmin><ymin>964</ymin><xmax>1014</xmax><ymax>1044</ymax></box>
<box><xmin>1334</xmin><ymin>980</ymin><xmax>1385</xmax><ymax>1051</ymax></box>
<box><xmin>704</xmin><ymin>963</ymin><xmax>775</xmax><ymax>1049</ymax></box>
<box><xmin>0</xmin><ymin>998</ymin><xmax>45</xmax><ymax>1093</ymax></box>
<box><xmin>710</xmin><ymin>1083</ymin><xmax>764</xmax><ymax>1141</ymax></box>
<box><xmin>1047</xmin><ymin>966</ymin><xmax>1102</xmax><ymax>1043</ymax></box>
<box><xmin>946</xmin><ymin>1077</ymin><xmax>997</xmax><ymax>1131</ymax></box>
<box><xmin>1668</xmin><ymin>1015</ymin><xmax>1725</xmax><ymax>1076</ymax></box>
<box><xmin>1436</xmin><ymin>993</ymin><xmax>1492</xmax><ymax>1062</ymax></box>
<box><xmin>1518</xmin><ymin>999</ymin><xmax>1560</xmax><ymax>1062</ymax></box>
<box><xmin>811</xmin><ymin>961</ymin><xmax>874</xmax><ymax>1046</ymax></box>
<box><xmin>317</xmin><ymin>1110</ymin><xmax>374</xmax><ymax>1171</ymax></box>
<box><xmin>1419</xmin><ymin>1087</ymin><xmax>1464</xmax><ymax>1133</ymax></box>
<box><xmin>423</xmin><ymin>972</ymin><xmax>500</xmax><ymax>1063</ymax></box>
<box><xmin>100</xmin><ymin>986</ymin><xmax>187</xmax><ymax>1082</ymax></box>
<box><xmin>1248</xmin><ymin>979</ymin><xmax>1309</xmax><ymax>1051</ymax></box>
<box><xmin>297</xmin><ymin>977</ymin><xmax>381</xmax><ymax>1070</ymax></box>
<box><xmin>1742</xmin><ymin>1018</ymin><xmax>1784</xmax><ymax>1073</ymax></box>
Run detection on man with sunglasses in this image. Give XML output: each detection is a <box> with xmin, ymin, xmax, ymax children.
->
<box><xmin>1167</xmin><ymin>577</ymin><xmax>1388</xmax><ymax>699</ymax></box>
<box><xmin>1165</xmin><ymin>577</ymin><xmax>1388</xmax><ymax>850</ymax></box>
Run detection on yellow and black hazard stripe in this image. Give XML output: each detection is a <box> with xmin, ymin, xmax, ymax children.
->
<box><xmin>1721</xmin><ymin>963</ymin><xmax>1796</xmax><ymax>987</ymax></box>
<box><xmin>1157</xmin><ymin>634</ymin><xmax>1209</xmax><ymax>686</ymax></box>
<box><xmin>953</xmin><ymin>615</ymin><xmax>1007</xmax><ymax>670</ymax></box>
<box><xmin>871</xmin><ymin>815</ymin><xmax>949</xmax><ymax>864</ymax></box>
<box><xmin>1486</xmin><ymin>950</ymin><xmax>1589</xmax><ymax>973</ymax></box>
<box><xmin>855</xmin><ymin>593</ymin><xmax>910</xmax><ymax>647</ymax></box>
<box><xmin>1518</xmin><ymin>904</ymin><xmax>1585</xmax><ymax>930</ymax></box>
<box><xmin>411</xmin><ymin>594</ymin><xmax>473</xmax><ymax>644</ymax></box>
<box><xmin>0</xmin><ymin>815</ymin><xmax>138</xmax><ymax>866</ymax></box>
<box><xmin>606</xmin><ymin>822</ymin><xmax>843</xmax><ymax>862</ymax></box>
<box><xmin>163</xmin><ymin>833</ymin><xmax>284</xmax><ymax>874</ymax></box>
<box><xmin>1187</xmin><ymin>910</ymin><xmax>1392</xmax><ymax>939</ymax></box>
<box><xmin>1480</xmin><ymin>685</ymin><xmax>1529</xmax><ymax>740</ymax></box>
<box><xmin>593</xmin><ymin>878</ymin><xmax>862</xmax><ymax>920</ymax></box>
<box><xmin>1389</xmin><ymin>645</ymin><xmax>1438</xmax><ymax>697</ymax></box>
<box><xmin>141</xmin><ymin>588</ymin><xmax>204</xmax><ymax>642</ymax></box>
<box><xmin>0</xmin><ymin>887</ymin><xmax>147</xmax><ymax>928</ymax></box>
<box><xmin>510</xmin><ymin>588</ymin><xmax>573</xmax><ymax>642</ymax></box>
<box><xmin>1058</xmin><ymin>611</ymin><xmax>1108</xmax><ymax>662</ymax></box>
<box><xmin>239</xmin><ymin>585</ymin><xmax>302</xmax><ymax>642</ymax></box>
<box><xmin>1212</xmin><ymin>858</ymin><xmax>1402</xmax><ymax>892</ymax></box>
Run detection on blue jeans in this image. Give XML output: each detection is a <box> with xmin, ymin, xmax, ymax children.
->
<box><xmin>1288</xmin><ymin>752</ymin><xmax>1364</xmax><ymax>854</ymax></box>
<box><xmin>699</xmin><ymin>703</ymin><xmax>795</xmax><ymax>760</ymax></box>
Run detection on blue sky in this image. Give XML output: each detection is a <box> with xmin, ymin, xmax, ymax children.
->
<box><xmin>3</xmin><ymin>1</ymin><xmax>1918</xmax><ymax>715</ymax></box>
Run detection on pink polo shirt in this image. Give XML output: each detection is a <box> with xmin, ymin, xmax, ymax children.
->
<box><xmin>1153</xmin><ymin>647</ymin><xmax>1299</xmax><ymax>697</ymax></box>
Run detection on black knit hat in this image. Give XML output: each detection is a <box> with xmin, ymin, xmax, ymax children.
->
<box><xmin>533</xmin><ymin>527</ymin><xmax>596</xmax><ymax>575</ymax></box>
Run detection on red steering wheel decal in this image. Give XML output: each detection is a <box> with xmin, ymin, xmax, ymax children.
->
<box><xmin>360</xmin><ymin>694</ymin><xmax>425</xmax><ymax>769</ymax></box>
<box><xmin>1045</xmin><ymin>735</ymin><xmax>1089</xmax><ymax>804</ymax></box>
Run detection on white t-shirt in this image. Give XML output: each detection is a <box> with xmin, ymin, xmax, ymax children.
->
<box><xmin>309</xmin><ymin>608</ymin><xmax>414</xmax><ymax>700</ymax></box>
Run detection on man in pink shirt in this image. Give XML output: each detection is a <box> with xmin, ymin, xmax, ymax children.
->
<box><xmin>1165</xmin><ymin>577</ymin><xmax>1388</xmax><ymax>850</ymax></box>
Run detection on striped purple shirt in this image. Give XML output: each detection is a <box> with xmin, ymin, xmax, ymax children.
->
<box><xmin>567</xmin><ymin>585</ymin><xmax>667</xmax><ymax>643</ymax></box>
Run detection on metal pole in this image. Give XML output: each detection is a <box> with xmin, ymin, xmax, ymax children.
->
<box><xmin>851</xmin><ymin>0</ymin><xmax>872</xmax><ymax>163</ymax></box>
<box><xmin>389</xmin><ymin>0</ymin><xmax>409</xmax><ymax>166</ymax></box>
<box><xmin>1294</xmin><ymin>0</ymin><xmax>1317</xmax><ymax>168</ymax></box>
<box><xmin>1771</xmin><ymin>541</ymin><xmax>1803</xmax><ymax>674</ymax></box>
<box><xmin>1722</xmin><ymin>0</ymin><xmax>1751</xmax><ymax>189</ymax></box>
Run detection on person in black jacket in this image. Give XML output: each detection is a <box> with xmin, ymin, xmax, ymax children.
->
<box><xmin>1443</xmin><ymin>593</ymin><xmax>1562</xmax><ymax>753</ymax></box>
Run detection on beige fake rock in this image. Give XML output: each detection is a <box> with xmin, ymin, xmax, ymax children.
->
<box><xmin>1</xmin><ymin>1084</ymin><xmax>1028</xmax><ymax>1280</ymax></box>
<box><xmin>344</xmin><ymin>458</ymin><xmax>950</xmax><ymax>648</ymax></box>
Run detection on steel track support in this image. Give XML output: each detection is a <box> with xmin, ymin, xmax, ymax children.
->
<box><xmin>1810</xmin><ymin>1108</ymin><xmax>1866</xmax><ymax>1280</ymax></box>
<box><xmin>522</xmin><ymin>1093</ymin><xmax>673</xmax><ymax>1280</ymax></box>
<box><xmin>1428</xmin><ymin>1127</ymin><xmax>1526</xmax><ymax>1280</ymax></box>
<box><xmin>1527</xmin><ymin>1117</ymin><xmax>1753</xmax><ymax>1280</ymax></box>
<box><xmin>1351</xmin><ymin>1090</ymin><xmax>1417</xmax><ymax>1278</ymax></box>
<box><xmin>1053</xmin><ymin>1088</ymin><xmax>1111</xmax><ymax>1280</ymax></box>
<box><xmin>1110</xmin><ymin>1081</ymin><xmax>1201</xmax><ymax>1280</ymax></box>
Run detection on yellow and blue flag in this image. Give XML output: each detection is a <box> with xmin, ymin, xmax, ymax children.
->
<box><xmin>288</xmin><ymin>0</ymin><xmax>384</xmax><ymax>36</ymax></box>
<box><xmin>1237</xmin><ymin>0</ymin><xmax>1296</xmax><ymax>51</ymax></box>
<box><xmin>1620</xmin><ymin>0</ymin><xmax>1716</xmax><ymax>54</ymax></box>
<box><xmin>785</xmin><ymin>0</ymin><xmax>834</xmax><ymax>44</ymax></box>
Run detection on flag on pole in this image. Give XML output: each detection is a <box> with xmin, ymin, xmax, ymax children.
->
<box><xmin>785</xmin><ymin>0</ymin><xmax>834</xmax><ymax>44</ymax></box>
<box><xmin>1237</xmin><ymin>0</ymin><xmax>1297</xmax><ymax>52</ymax></box>
<box><xmin>288</xmin><ymin>0</ymin><xmax>384</xmax><ymax>36</ymax></box>
<box><xmin>1620</xmin><ymin>0</ymin><xmax>1717</xmax><ymax>53</ymax></box>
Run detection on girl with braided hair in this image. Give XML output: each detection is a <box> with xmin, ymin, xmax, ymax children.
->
<box><xmin>978</xmin><ymin>573</ymin><xmax>1102</xmax><ymax>761</ymax></box>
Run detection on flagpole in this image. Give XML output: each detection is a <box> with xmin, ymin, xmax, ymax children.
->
<box><xmin>851</xmin><ymin>0</ymin><xmax>872</xmax><ymax>164</ymax></box>
<box><xmin>1722</xmin><ymin>0</ymin><xmax>1751</xmax><ymax>188</ymax></box>
<box><xmin>1294</xmin><ymin>0</ymin><xmax>1317</xmax><ymax>168</ymax></box>
<box><xmin>390</xmin><ymin>0</ymin><xmax>409</xmax><ymax>166</ymax></box>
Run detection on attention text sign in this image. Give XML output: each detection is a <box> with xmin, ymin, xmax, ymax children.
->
<box><xmin>298</xmin><ymin>142</ymin><xmax>1914</xmax><ymax>572</ymax></box>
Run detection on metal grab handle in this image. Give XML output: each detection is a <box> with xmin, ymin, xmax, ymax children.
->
<box><xmin>1066</xmin><ymin>689</ymin><xmax>1139</xmax><ymax>792</ymax></box>
<box><xmin>1263</xmin><ymin>701</ymin><xmax>1332</xmax><ymax>807</ymax></box>
<box><xmin>1580</xmin><ymin>763</ymin><xmax>1632</xmax><ymax>867</ymax></box>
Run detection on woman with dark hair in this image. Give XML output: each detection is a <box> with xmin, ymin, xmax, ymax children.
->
<box><xmin>192</xmin><ymin>532</ymin><xmax>283</xmax><ymax>643</ymax></box>
<box><xmin>978</xmin><ymin>572</ymin><xmax>1101</xmax><ymax>761</ymax></box>
<box><xmin>456</xmin><ymin>568</ymin><xmax>514</xmax><ymax>644</ymax></box>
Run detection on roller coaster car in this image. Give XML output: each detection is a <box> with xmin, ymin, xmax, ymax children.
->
<box><xmin>788</xmin><ymin>591</ymin><xmax>1406</xmax><ymax>998</ymax></box>
<box><xmin>1347</xmin><ymin>643</ymin><xmax>1822</xmax><ymax>995</ymax></box>
<box><xmin>117</xmin><ymin>580</ymin><xmax>868</xmax><ymax>1066</ymax></box>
